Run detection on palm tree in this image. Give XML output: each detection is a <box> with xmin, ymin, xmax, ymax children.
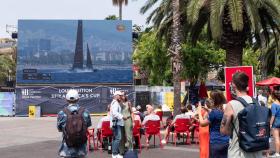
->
<box><xmin>112</xmin><ymin>0</ymin><xmax>128</xmax><ymax>20</ymax></box>
<box><xmin>141</xmin><ymin>0</ymin><xmax>184</xmax><ymax>114</ymax></box>
<box><xmin>187</xmin><ymin>0</ymin><xmax>280</xmax><ymax>66</ymax></box>
<box><xmin>170</xmin><ymin>0</ymin><xmax>183</xmax><ymax>114</ymax></box>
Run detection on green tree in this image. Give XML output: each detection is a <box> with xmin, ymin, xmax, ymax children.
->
<box><xmin>133</xmin><ymin>32</ymin><xmax>172</xmax><ymax>85</ymax></box>
<box><xmin>0</xmin><ymin>55</ymin><xmax>16</xmax><ymax>85</ymax></box>
<box><xmin>112</xmin><ymin>0</ymin><xmax>128</xmax><ymax>20</ymax></box>
<box><xmin>181</xmin><ymin>42</ymin><xmax>225</xmax><ymax>81</ymax></box>
<box><xmin>105</xmin><ymin>15</ymin><xmax>118</xmax><ymax>20</ymax></box>
<box><xmin>187</xmin><ymin>0</ymin><xmax>280</xmax><ymax>66</ymax></box>
<box><xmin>134</xmin><ymin>32</ymin><xmax>226</xmax><ymax>86</ymax></box>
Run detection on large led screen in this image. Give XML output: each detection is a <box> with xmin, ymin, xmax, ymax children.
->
<box><xmin>17</xmin><ymin>20</ymin><xmax>133</xmax><ymax>84</ymax></box>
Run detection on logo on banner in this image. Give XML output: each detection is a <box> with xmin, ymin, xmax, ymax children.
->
<box><xmin>22</xmin><ymin>89</ymin><xmax>29</xmax><ymax>96</ymax></box>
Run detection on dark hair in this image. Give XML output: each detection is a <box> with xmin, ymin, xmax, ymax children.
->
<box><xmin>180</xmin><ymin>106</ymin><xmax>187</xmax><ymax>113</ymax></box>
<box><xmin>210</xmin><ymin>90</ymin><xmax>227</xmax><ymax>108</ymax></box>
<box><xmin>186</xmin><ymin>104</ymin><xmax>192</xmax><ymax>111</ymax></box>
<box><xmin>232</xmin><ymin>72</ymin><xmax>249</xmax><ymax>92</ymax></box>
<box><xmin>123</xmin><ymin>94</ymin><xmax>128</xmax><ymax>102</ymax></box>
<box><xmin>272</xmin><ymin>86</ymin><xmax>280</xmax><ymax>101</ymax></box>
<box><xmin>205</xmin><ymin>99</ymin><xmax>212</xmax><ymax>107</ymax></box>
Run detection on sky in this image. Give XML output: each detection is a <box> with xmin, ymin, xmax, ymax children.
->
<box><xmin>0</xmin><ymin>0</ymin><xmax>156</xmax><ymax>38</ymax></box>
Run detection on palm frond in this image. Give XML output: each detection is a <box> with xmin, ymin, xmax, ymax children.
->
<box><xmin>187</xmin><ymin>0</ymin><xmax>207</xmax><ymax>25</ymax></box>
<box><xmin>227</xmin><ymin>0</ymin><xmax>244</xmax><ymax>31</ymax></box>
<box><xmin>209</xmin><ymin>0</ymin><xmax>227</xmax><ymax>39</ymax></box>
<box><xmin>140</xmin><ymin>0</ymin><xmax>160</xmax><ymax>14</ymax></box>
<box><xmin>259</xmin><ymin>8</ymin><xmax>270</xmax><ymax>47</ymax></box>
<box><xmin>190</xmin><ymin>8</ymin><xmax>210</xmax><ymax>45</ymax></box>
<box><xmin>244</xmin><ymin>0</ymin><xmax>261</xmax><ymax>33</ymax></box>
<box><xmin>146</xmin><ymin>7</ymin><xmax>161</xmax><ymax>24</ymax></box>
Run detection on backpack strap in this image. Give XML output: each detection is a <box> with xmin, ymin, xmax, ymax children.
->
<box><xmin>236</xmin><ymin>97</ymin><xmax>251</xmax><ymax>108</ymax></box>
<box><xmin>63</xmin><ymin>107</ymin><xmax>71</xmax><ymax>116</ymax></box>
<box><xmin>78</xmin><ymin>106</ymin><xmax>85</xmax><ymax>115</ymax></box>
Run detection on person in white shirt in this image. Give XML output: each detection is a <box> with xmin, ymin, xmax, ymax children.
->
<box><xmin>132</xmin><ymin>107</ymin><xmax>141</xmax><ymax>124</ymax></box>
<box><xmin>142</xmin><ymin>104</ymin><xmax>160</xmax><ymax>146</ymax></box>
<box><xmin>256</xmin><ymin>90</ymin><xmax>267</xmax><ymax>106</ymax></box>
<box><xmin>110</xmin><ymin>91</ymin><xmax>128</xmax><ymax>158</ymax></box>
<box><xmin>96</xmin><ymin>105</ymin><xmax>111</xmax><ymax>147</ymax></box>
<box><xmin>142</xmin><ymin>104</ymin><xmax>160</xmax><ymax>126</ymax></box>
<box><xmin>161</xmin><ymin>106</ymin><xmax>191</xmax><ymax>144</ymax></box>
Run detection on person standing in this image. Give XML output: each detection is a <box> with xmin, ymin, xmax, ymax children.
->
<box><xmin>257</xmin><ymin>89</ymin><xmax>268</xmax><ymax>107</ymax></box>
<box><xmin>198</xmin><ymin>90</ymin><xmax>229</xmax><ymax>158</ymax></box>
<box><xmin>221</xmin><ymin>72</ymin><xmax>263</xmax><ymax>158</ymax></box>
<box><xmin>196</xmin><ymin>101</ymin><xmax>210</xmax><ymax>158</ymax></box>
<box><xmin>270</xmin><ymin>86</ymin><xmax>280</xmax><ymax>157</ymax></box>
<box><xmin>161</xmin><ymin>106</ymin><xmax>191</xmax><ymax>144</ymax></box>
<box><xmin>110</xmin><ymin>91</ymin><xmax>128</xmax><ymax>158</ymax></box>
<box><xmin>57</xmin><ymin>89</ymin><xmax>92</xmax><ymax>158</ymax></box>
<box><xmin>120</xmin><ymin>91</ymin><xmax>134</xmax><ymax>152</ymax></box>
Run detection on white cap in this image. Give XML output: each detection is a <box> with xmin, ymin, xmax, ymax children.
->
<box><xmin>113</xmin><ymin>90</ymin><xmax>122</xmax><ymax>96</ymax></box>
<box><xmin>66</xmin><ymin>89</ymin><xmax>79</xmax><ymax>101</ymax></box>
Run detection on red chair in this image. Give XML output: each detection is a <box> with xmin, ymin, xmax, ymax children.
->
<box><xmin>173</xmin><ymin>118</ymin><xmax>191</xmax><ymax>146</ymax></box>
<box><xmin>97</xmin><ymin>121</ymin><xmax>113</xmax><ymax>149</ymax></box>
<box><xmin>87</xmin><ymin>128</ymin><xmax>95</xmax><ymax>151</ymax></box>
<box><xmin>144</xmin><ymin>120</ymin><xmax>163</xmax><ymax>149</ymax></box>
<box><xmin>133</xmin><ymin>120</ymin><xmax>142</xmax><ymax>152</ymax></box>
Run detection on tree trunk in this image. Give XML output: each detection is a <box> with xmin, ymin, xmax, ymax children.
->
<box><xmin>119</xmin><ymin>3</ymin><xmax>122</xmax><ymax>20</ymax></box>
<box><xmin>170</xmin><ymin>0</ymin><xmax>182</xmax><ymax>116</ymax></box>
<box><xmin>225</xmin><ymin>46</ymin><xmax>243</xmax><ymax>66</ymax></box>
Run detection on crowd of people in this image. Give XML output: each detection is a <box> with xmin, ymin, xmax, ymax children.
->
<box><xmin>55</xmin><ymin>72</ymin><xmax>280</xmax><ymax>158</ymax></box>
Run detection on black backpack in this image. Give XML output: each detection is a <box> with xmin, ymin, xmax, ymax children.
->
<box><xmin>234</xmin><ymin>97</ymin><xmax>271</xmax><ymax>152</ymax></box>
<box><xmin>63</xmin><ymin>106</ymin><xmax>88</xmax><ymax>147</ymax></box>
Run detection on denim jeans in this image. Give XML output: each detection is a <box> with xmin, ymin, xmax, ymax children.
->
<box><xmin>112</xmin><ymin>125</ymin><xmax>122</xmax><ymax>155</ymax></box>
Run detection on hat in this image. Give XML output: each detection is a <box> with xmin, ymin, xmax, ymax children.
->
<box><xmin>66</xmin><ymin>89</ymin><xmax>79</xmax><ymax>101</ymax></box>
<box><xmin>113</xmin><ymin>90</ymin><xmax>122</xmax><ymax>96</ymax></box>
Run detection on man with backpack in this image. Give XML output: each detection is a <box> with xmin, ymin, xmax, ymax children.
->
<box><xmin>220</xmin><ymin>72</ymin><xmax>270</xmax><ymax>158</ymax></box>
<box><xmin>57</xmin><ymin>89</ymin><xmax>92</xmax><ymax>158</ymax></box>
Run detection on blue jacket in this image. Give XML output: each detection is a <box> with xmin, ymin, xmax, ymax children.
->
<box><xmin>57</xmin><ymin>104</ymin><xmax>92</xmax><ymax>157</ymax></box>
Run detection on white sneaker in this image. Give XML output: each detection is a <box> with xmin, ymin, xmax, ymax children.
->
<box><xmin>270</xmin><ymin>153</ymin><xmax>280</xmax><ymax>157</ymax></box>
<box><xmin>117</xmin><ymin>154</ymin><xmax>123</xmax><ymax>158</ymax></box>
<box><xmin>161</xmin><ymin>139</ymin><xmax>167</xmax><ymax>144</ymax></box>
<box><xmin>112</xmin><ymin>154</ymin><xmax>118</xmax><ymax>158</ymax></box>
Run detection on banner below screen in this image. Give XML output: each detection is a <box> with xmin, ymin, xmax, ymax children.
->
<box><xmin>15</xmin><ymin>85</ymin><xmax>134</xmax><ymax>116</ymax></box>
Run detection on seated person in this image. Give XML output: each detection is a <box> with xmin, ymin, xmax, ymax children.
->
<box><xmin>132</xmin><ymin>107</ymin><xmax>141</xmax><ymax>124</ymax></box>
<box><xmin>142</xmin><ymin>104</ymin><xmax>160</xmax><ymax>126</ymax></box>
<box><xmin>132</xmin><ymin>107</ymin><xmax>142</xmax><ymax>148</ymax></box>
<box><xmin>142</xmin><ymin>104</ymin><xmax>160</xmax><ymax>145</ymax></box>
<box><xmin>96</xmin><ymin>105</ymin><xmax>110</xmax><ymax>148</ymax></box>
<box><xmin>161</xmin><ymin>106</ymin><xmax>191</xmax><ymax>144</ymax></box>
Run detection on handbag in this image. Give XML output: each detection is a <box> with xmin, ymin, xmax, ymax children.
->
<box><xmin>273</xmin><ymin>107</ymin><xmax>280</xmax><ymax>128</ymax></box>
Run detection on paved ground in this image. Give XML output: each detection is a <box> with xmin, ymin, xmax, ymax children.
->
<box><xmin>0</xmin><ymin>117</ymin><xmax>199</xmax><ymax>158</ymax></box>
